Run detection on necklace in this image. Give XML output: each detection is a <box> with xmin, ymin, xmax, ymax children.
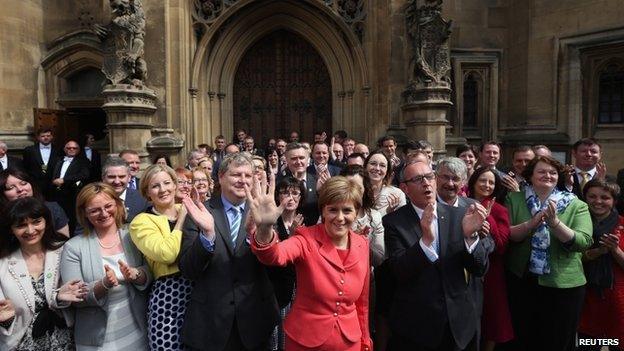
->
<box><xmin>97</xmin><ymin>231</ymin><xmax>120</xmax><ymax>249</ymax></box>
<box><xmin>152</xmin><ymin>207</ymin><xmax>178</xmax><ymax>221</ymax></box>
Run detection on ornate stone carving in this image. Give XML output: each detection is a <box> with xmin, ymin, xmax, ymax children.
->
<box><xmin>192</xmin><ymin>1</ymin><xmax>366</xmax><ymax>42</ymax></box>
<box><xmin>93</xmin><ymin>0</ymin><xmax>147</xmax><ymax>87</ymax></box>
<box><xmin>405</xmin><ymin>0</ymin><xmax>452</xmax><ymax>91</ymax></box>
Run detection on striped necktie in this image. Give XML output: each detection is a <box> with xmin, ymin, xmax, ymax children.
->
<box><xmin>229</xmin><ymin>207</ymin><xmax>242</xmax><ymax>248</ymax></box>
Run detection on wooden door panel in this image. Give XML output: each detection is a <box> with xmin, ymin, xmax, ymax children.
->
<box><xmin>234</xmin><ymin>30</ymin><xmax>332</xmax><ymax>146</ymax></box>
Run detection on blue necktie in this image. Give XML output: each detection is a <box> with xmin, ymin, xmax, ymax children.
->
<box><xmin>229</xmin><ymin>207</ymin><xmax>241</xmax><ymax>248</ymax></box>
<box><xmin>130</xmin><ymin>177</ymin><xmax>137</xmax><ymax>190</ymax></box>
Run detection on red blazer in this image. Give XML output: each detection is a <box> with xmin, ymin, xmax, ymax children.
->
<box><xmin>252</xmin><ymin>224</ymin><xmax>372</xmax><ymax>349</ymax></box>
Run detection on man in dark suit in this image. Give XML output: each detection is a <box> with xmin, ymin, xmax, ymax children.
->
<box><xmin>278</xmin><ymin>142</ymin><xmax>319</xmax><ymax>225</ymax></box>
<box><xmin>560</xmin><ymin>138</ymin><xmax>605</xmax><ymax>200</ymax></box>
<box><xmin>307</xmin><ymin>142</ymin><xmax>342</xmax><ymax>177</ymax></box>
<box><xmin>383</xmin><ymin>160</ymin><xmax>490</xmax><ymax>351</ymax></box>
<box><xmin>242</xmin><ymin>136</ymin><xmax>264</xmax><ymax>157</ymax></box>
<box><xmin>22</xmin><ymin>128</ymin><xmax>63</xmax><ymax>198</ymax></box>
<box><xmin>83</xmin><ymin>133</ymin><xmax>102</xmax><ymax>182</ymax></box>
<box><xmin>101</xmin><ymin>156</ymin><xmax>149</xmax><ymax>222</ymax></box>
<box><xmin>51</xmin><ymin>140</ymin><xmax>90</xmax><ymax>233</ymax></box>
<box><xmin>179</xmin><ymin>153</ymin><xmax>278</xmax><ymax>351</ymax></box>
<box><xmin>119</xmin><ymin>149</ymin><xmax>141</xmax><ymax>190</ymax></box>
<box><xmin>0</xmin><ymin>141</ymin><xmax>24</xmax><ymax>171</ymax></box>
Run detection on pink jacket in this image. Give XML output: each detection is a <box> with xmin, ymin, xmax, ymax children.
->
<box><xmin>252</xmin><ymin>224</ymin><xmax>372</xmax><ymax>350</ymax></box>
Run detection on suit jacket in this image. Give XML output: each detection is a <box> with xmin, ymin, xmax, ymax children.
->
<box><xmin>0</xmin><ymin>247</ymin><xmax>67</xmax><ymax>350</ymax></box>
<box><xmin>52</xmin><ymin>156</ymin><xmax>91</xmax><ymax>193</ymax></box>
<box><xmin>383</xmin><ymin>202</ymin><xmax>490</xmax><ymax>349</ymax></box>
<box><xmin>22</xmin><ymin>143</ymin><xmax>63</xmax><ymax>196</ymax></box>
<box><xmin>306</xmin><ymin>163</ymin><xmax>342</xmax><ymax>177</ymax></box>
<box><xmin>277</xmin><ymin>170</ymin><xmax>319</xmax><ymax>226</ymax></box>
<box><xmin>124</xmin><ymin>189</ymin><xmax>150</xmax><ymax>223</ymax></box>
<box><xmin>252</xmin><ymin>224</ymin><xmax>372</xmax><ymax>349</ymax></box>
<box><xmin>179</xmin><ymin>197</ymin><xmax>279</xmax><ymax>351</ymax></box>
<box><xmin>84</xmin><ymin>148</ymin><xmax>102</xmax><ymax>182</ymax></box>
<box><xmin>1</xmin><ymin>156</ymin><xmax>24</xmax><ymax>171</ymax></box>
<box><xmin>60</xmin><ymin>227</ymin><xmax>151</xmax><ymax>346</ymax></box>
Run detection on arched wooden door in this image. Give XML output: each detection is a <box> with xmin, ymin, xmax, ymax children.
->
<box><xmin>233</xmin><ymin>30</ymin><xmax>332</xmax><ymax>146</ymax></box>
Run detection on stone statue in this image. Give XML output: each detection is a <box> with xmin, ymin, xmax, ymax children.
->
<box><xmin>93</xmin><ymin>0</ymin><xmax>147</xmax><ymax>87</ymax></box>
<box><xmin>405</xmin><ymin>0</ymin><xmax>452</xmax><ymax>88</ymax></box>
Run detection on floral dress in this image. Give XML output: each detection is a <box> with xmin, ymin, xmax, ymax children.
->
<box><xmin>16</xmin><ymin>274</ymin><xmax>74</xmax><ymax>351</ymax></box>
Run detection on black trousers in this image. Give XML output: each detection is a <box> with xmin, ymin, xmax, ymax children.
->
<box><xmin>506</xmin><ymin>271</ymin><xmax>586</xmax><ymax>351</ymax></box>
<box><xmin>387</xmin><ymin>323</ymin><xmax>477</xmax><ymax>351</ymax></box>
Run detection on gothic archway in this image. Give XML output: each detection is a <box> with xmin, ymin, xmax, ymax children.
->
<box><xmin>189</xmin><ymin>0</ymin><xmax>369</xmax><ymax>149</ymax></box>
<box><xmin>233</xmin><ymin>30</ymin><xmax>332</xmax><ymax>144</ymax></box>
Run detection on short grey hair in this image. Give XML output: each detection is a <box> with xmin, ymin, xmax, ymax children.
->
<box><xmin>436</xmin><ymin>157</ymin><xmax>467</xmax><ymax>180</ymax></box>
<box><xmin>399</xmin><ymin>159</ymin><xmax>430</xmax><ymax>183</ymax></box>
<box><xmin>101</xmin><ymin>156</ymin><xmax>130</xmax><ymax>177</ymax></box>
<box><xmin>0</xmin><ymin>141</ymin><xmax>7</xmax><ymax>151</ymax></box>
<box><xmin>218</xmin><ymin>152</ymin><xmax>254</xmax><ymax>176</ymax></box>
<box><xmin>285</xmin><ymin>142</ymin><xmax>306</xmax><ymax>155</ymax></box>
<box><xmin>187</xmin><ymin>148</ymin><xmax>204</xmax><ymax>161</ymax></box>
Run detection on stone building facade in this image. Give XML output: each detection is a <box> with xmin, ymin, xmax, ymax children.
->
<box><xmin>1</xmin><ymin>0</ymin><xmax>623</xmax><ymax>169</ymax></box>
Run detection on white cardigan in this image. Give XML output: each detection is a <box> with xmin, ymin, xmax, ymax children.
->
<box><xmin>0</xmin><ymin>247</ymin><xmax>66</xmax><ymax>350</ymax></box>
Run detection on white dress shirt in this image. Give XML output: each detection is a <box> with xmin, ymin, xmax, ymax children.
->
<box><xmin>59</xmin><ymin>157</ymin><xmax>73</xmax><ymax>178</ymax></box>
<box><xmin>0</xmin><ymin>155</ymin><xmax>7</xmax><ymax>170</ymax></box>
<box><xmin>84</xmin><ymin>147</ymin><xmax>93</xmax><ymax>161</ymax></box>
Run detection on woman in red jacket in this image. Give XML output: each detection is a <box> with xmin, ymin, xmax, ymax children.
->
<box><xmin>467</xmin><ymin>166</ymin><xmax>514</xmax><ymax>350</ymax></box>
<box><xmin>249</xmin><ymin>176</ymin><xmax>372</xmax><ymax>351</ymax></box>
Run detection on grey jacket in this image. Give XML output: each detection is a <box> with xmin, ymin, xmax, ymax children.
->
<box><xmin>60</xmin><ymin>227</ymin><xmax>152</xmax><ymax>346</ymax></box>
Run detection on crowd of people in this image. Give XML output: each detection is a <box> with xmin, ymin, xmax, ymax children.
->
<box><xmin>0</xmin><ymin>127</ymin><xmax>622</xmax><ymax>351</ymax></box>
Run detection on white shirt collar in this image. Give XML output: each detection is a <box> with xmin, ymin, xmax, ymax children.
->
<box><xmin>436</xmin><ymin>194</ymin><xmax>459</xmax><ymax>207</ymax></box>
<box><xmin>575</xmin><ymin>166</ymin><xmax>596</xmax><ymax>178</ymax></box>
<box><xmin>119</xmin><ymin>189</ymin><xmax>127</xmax><ymax>201</ymax></box>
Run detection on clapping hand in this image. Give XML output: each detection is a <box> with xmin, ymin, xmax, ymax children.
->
<box><xmin>316</xmin><ymin>167</ymin><xmax>331</xmax><ymax>191</ymax></box>
<box><xmin>502</xmin><ymin>174</ymin><xmax>520</xmax><ymax>192</ymax></box>
<box><xmin>599</xmin><ymin>233</ymin><xmax>620</xmax><ymax>252</ymax></box>
<box><xmin>289</xmin><ymin>214</ymin><xmax>304</xmax><ymax>234</ymax></box>
<box><xmin>596</xmin><ymin>162</ymin><xmax>607</xmax><ymax>180</ymax></box>
<box><xmin>0</xmin><ymin>300</ymin><xmax>15</xmax><ymax>323</ymax></box>
<box><xmin>57</xmin><ymin>279</ymin><xmax>88</xmax><ymax>302</ymax></box>
<box><xmin>420</xmin><ymin>203</ymin><xmax>435</xmax><ymax>246</ymax></box>
<box><xmin>543</xmin><ymin>200</ymin><xmax>558</xmax><ymax>226</ymax></box>
<box><xmin>103</xmin><ymin>264</ymin><xmax>119</xmax><ymax>289</ymax></box>
<box><xmin>386</xmin><ymin>193</ymin><xmax>401</xmax><ymax>213</ymax></box>
<box><xmin>118</xmin><ymin>259</ymin><xmax>142</xmax><ymax>284</ymax></box>
<box><xmin>182</xmin><ymin>196</ymin><xmax>215</xmax><ymax>238</ymax></box>
<box><xmin>462</xmin><ymin>203</ymin><xmax>488</xmax><ymax>238</ymax></box>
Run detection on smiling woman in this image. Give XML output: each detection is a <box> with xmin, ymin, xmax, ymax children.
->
<box><xmin>129</xmin><ymin>165</ymin><xmax>193</xmax><ymax>351</ymax></box>
<box><xmin>0</xmin><ymin>197</ymin><xmax>86</xmax><ymax>351</ymax></box>
<box><xmin>250</xmin><ymin>176</ymin><xmax>372</xmax><ymax>351</ymax></box>
<box><xmin>505</xmin><ymin>155</ymin><xmax>593</xmax><ymax>351</ymax></box>
<box><xmin>61</xmin><ymin>183</ymin><xmax>151</xmax><ymax>350</ymax></box>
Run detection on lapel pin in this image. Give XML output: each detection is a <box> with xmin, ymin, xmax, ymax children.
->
<box><xmin>46</xmin><ymin>272</ymin><xmax>52</xmax><ymax>279</ymax></box>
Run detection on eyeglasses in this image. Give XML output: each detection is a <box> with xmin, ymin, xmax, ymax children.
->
<box><xmin>279</xmin><ymin>190</ymin><xmax>301</xmax><ymax>197</ymax></box>
<box><xmin>437</xmin><ymin>174</ymin><xmax>462</xmax><ymax>183</ymax></box>
<box><xmin>193</xmin><ymin>178</ymin><xmax>209</xmax><ymax>184</ymax></box>
<box><xmin>177</xmin><ymin>180</ymin><xmax>192</xmax><ymax>186</ymax></box>
<box><xmin>403</xmin><ymin>172</ymin><xmax>436</xmax><ymax>184</ymax></box>
<box><xmin>86</xmin><ymin>203</ymin><xmax>116</xmax><ymax>216</ymax></box>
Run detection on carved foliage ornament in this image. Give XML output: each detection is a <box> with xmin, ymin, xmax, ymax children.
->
<box><xmin>191</xmin><ymin>0</ymin><xmax>366</xmax><ymax>43</ymax></box>
<box><xmin>405</xmin><ymin>0</ymin><xmax>452</xmax><ymax>88</ymax></box>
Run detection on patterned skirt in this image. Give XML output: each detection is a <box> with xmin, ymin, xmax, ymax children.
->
<box><xmin>147</xmin><ymin>275</ymin><xmax>193</xmax><ymax>351</ymax></box>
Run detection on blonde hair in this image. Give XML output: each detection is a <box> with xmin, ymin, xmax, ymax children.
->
<box><xmin>318</xmin><ymin>176</ymin><xmax>362</xmax><ymax>211</ymax></box>
<box><xmin>139</xmin><ymin>164</ymin><xmax>178</xmax><ymax>200</ymax></box>
<box><xmin>76</xmin><ymin>182</ymin><xmax>126</xmax><ymax>235</ymax></box>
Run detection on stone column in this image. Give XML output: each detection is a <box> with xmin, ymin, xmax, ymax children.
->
<box><xmin>102</xmin><ymin>84</ymin><xmax>157</xmax><ymax>164</ymax></box>
<box><xmin>401</xmin><ymin>0</ymin><xmax>453</xmax><ymax>157</ymax></box>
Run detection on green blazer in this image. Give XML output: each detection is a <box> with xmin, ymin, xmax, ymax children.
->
<box><xmin>505</xmin><ymin>190</ymin><xmax>593</xmax><ymax>288</ymax></box>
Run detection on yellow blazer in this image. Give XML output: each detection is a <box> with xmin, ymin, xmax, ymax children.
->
<box><xmin>129</xmin><ymin>205</ymin><xmax>183</xmax><ymax>279</ymax></box>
